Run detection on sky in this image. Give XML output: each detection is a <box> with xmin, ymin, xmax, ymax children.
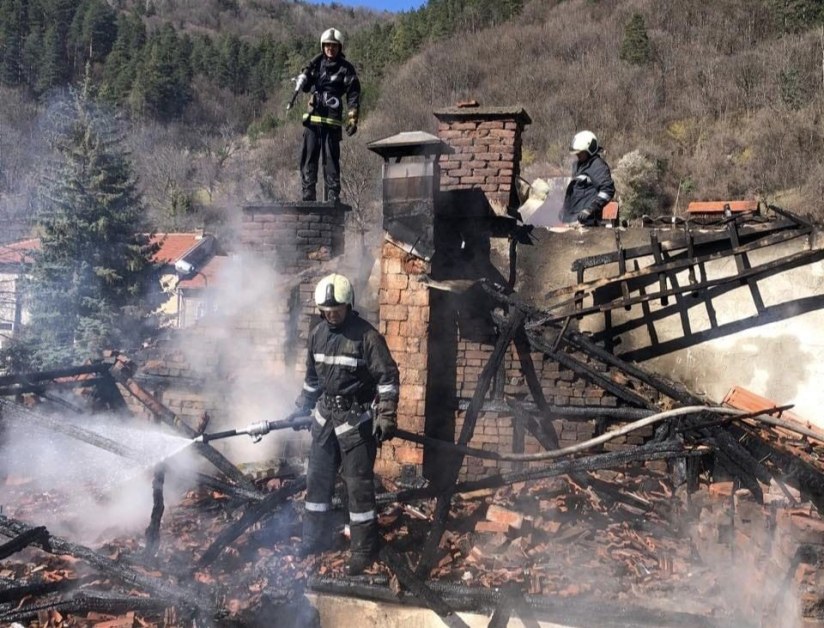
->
<box><xmin>303</xmin><ymin>0</ymin><xmax>426</xmax><ymax>12</ymax></box>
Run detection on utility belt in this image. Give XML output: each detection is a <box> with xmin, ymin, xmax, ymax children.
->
<box><xmin>315</xmin><ymin>394</ymin><xmax>374</xmax><ymax>444</ymax></box>
<box><xmin>322</xmin><ymin>393</ymin><xmax>364</xmax><ymax>412</ymax></box>
<box><xmin>303</xmin><ymin>91</ymin><xmax>344</xmax><ymax>127</ymax></box>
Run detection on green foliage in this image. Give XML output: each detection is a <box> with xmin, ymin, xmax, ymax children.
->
<box><xmin>69</xmin><ymin>0</ymin><xmax>117</xmax><ymax>63</ymax></box>
<box><xmin>7</xmin><ymin>86</ymin><xmax>159</xmax><ymax>369</ymax></box>
<box><xmin>769</xmin><ymin>0</ymin><xmax>824</xmax><ymax>33</ymax></box>
<box><xmin>246</xmin><ymin>111</ymin><xmax>279</xmax><ymax>140</ymax></box>
<box><xmin>130</xmin><ymin>23</ymin><xmax>191</xmax><ymax>121</ymax></box>
<box><xmin>779</xmin><ymin>66</ymin><xmax>807</xmax><ymax>110</ymax></box>
<box><xmin>620</xmin><ymin>13</ymin><xmax>652</xmax><ymax>66</ymax></box>
<box><xmin>0</xmin><ymin>0</ymin><xmax>26</xmax><ymax>86</ymax></box>
<box><xmin>612</xmin><ymin>150</ymin><xmax>664</xmax><ymax>220</ymax></box>
<box><xmin>349</xmin><ymin>0</ymin><xmax>526</xmax><ymax>81</ymax></box>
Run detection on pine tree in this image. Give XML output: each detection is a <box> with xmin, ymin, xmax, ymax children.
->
<box><xmin>620</xmin><ymin>13</ymin><xmax>652</xmax><ymax>66</ymax></box>
<box><xmin>100</xmin><ymin>12</ymin><xmax>146</xmax><ymax>103</ymax></box>
<box><xmin>0</xmin><ymin>0</ymin><xmax>26</xmax><ymax>86</ymax></box>
<box><xmin>130</xmin><ymin>23</ymin><xmax>191</xmax><ymax>121</ymax></box>
<box><xmin>10</xmin><ymin>83</ymin><xmax>159</xmax><ymax>369</ymax></box>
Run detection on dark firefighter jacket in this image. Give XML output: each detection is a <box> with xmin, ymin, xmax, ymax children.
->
<box><xmin>297</xmin><ymin>312</ymin><xmax>399</xmax><ymax>443</ymax></box>
<box><xmin>561</xmin><ymin>151</ymin><xmax>615</xmax><ymax>222</ymax></box>
<box><xmin>301</xmin><ymin>53</ymin><xmax>361</xmax><ymax>128</ymax></box>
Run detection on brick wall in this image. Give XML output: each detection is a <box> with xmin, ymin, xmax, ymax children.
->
<box><xmin>241</xmin><ymin>202</ymin><xmax>347</xmax><ymax>370</ymax></box>
<box><xmin>433</xmin><ymin>105</ymin><xmax>531</xmax><ymax>212</ymax></box>
<box><xmin>375</xmin><ymin>242</ymin><xmax>430</xmax><ymax>477</ymax></box>
<box><xmin>130</xmin><ymin>202</ymin><xmax>347</xmax><ymax>435</ymax></box>
<box><xmin>449</xmin><ymin>337</ymin><xmax>641</xmax><ymax>481</ymax></box>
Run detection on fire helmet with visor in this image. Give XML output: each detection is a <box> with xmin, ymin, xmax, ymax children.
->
<box><xmin>569</xmin><ymin>130</ymin><xmax>599</xmax><ymax>156</ymax></box>
<box><xmin>320</xmin><ymin>28</ymin><xmax>344</xmax><ymax>51</ymax></box>
<box><xmin>314</xmin><ymin>273</ymin><xmax>354</xmax><ymax>311</ymax></box>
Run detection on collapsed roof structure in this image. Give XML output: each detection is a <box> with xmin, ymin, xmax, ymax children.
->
<box><xmin>1</xmin><ymin>104</ymin><xmax>824</xmax><ymax>627</ymax></box>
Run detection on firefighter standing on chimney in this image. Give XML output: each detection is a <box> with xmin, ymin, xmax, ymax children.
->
<box><xmin>293</xmin><ymin>273</ymin><xmax>399</xmax><ymax>575</ymax></box>
<box><xmin>294</xmin><ymin>28</ymin><xmax>361</xmax><ymax>203</ymax></box>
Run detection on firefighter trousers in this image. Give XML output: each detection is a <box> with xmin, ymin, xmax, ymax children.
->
<box><xmin>303</xmin><ymin>417</ymin><xmax>378</xmax><ymax>558</ymax></box>
<box><xmin>300</xmin><ymin>124</ymin><xmax>341</xmax><ymax>202</ymax></box>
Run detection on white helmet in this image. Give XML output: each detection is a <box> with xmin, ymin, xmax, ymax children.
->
<box><xmin>320</xmin><ymin>28</ymin><xmax>344</xmax><ymax>51</ymax></box>
<box><xmin>314</xmin><ymin>273</ymin><xmax>354</xmax><ymax>310</ymax></box>
<box><xmin>570</xmin><ymin>130</ymin><xmax>599</xmax><ymax>156</ymax></box>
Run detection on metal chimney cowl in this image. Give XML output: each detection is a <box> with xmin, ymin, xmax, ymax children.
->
<box><xmin>367</xmin><ymin>131</ymin><xmax>452</xmax><ymax>261</ymax></box>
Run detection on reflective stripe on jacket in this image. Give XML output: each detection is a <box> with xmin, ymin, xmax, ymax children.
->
<box><xmin>301</xmin><ymin>312</ymin><xmax>399</xmax><ymax>412</ymax></box>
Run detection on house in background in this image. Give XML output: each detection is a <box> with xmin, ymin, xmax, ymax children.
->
<box><xmin>0</xmin><ymin>239</ymin><xmax>40</xmax><ymax>343</ymax></box>
<box><xmin>0</xmin><ymin>232</ymin><xmax>223</xmax><ymax>347</ymax></box>
<box><xmin>152</xmin><ymin>232</ymin><xmax>225</xmax><ymax>328</ymax></box>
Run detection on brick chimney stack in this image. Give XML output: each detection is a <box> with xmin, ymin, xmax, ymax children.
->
<box><xmin>433</xmin><ymin>103</ymin><xmax>531</xmax><ymax>213</ymax></box>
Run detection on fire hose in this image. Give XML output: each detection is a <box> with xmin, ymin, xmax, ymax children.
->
<box><xmin>189</xmin><ymin>404</ymin><xmax>798</xmax><ymax>460</ymax></box>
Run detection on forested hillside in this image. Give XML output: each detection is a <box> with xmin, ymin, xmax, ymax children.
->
<box><xmin>1</xmin><ymin>0</ymin><xmax>823</xmax><ymax>244</ymax></box>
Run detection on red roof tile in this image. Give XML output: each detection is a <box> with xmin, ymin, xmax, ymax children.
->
<box><xmin>687</xmin><ymin>200</ymin><xmax>758</xmax><ymax>214</ymax></box>
<box><xmin>150</xmin><ymin>233</ymin><xmax>203</xmax><ymax>264</ymax></box>
<box><xmin>0</xmin><ymin>239</ymin><xmax>40</xmax><ymax>265</ymax></box>
<box><xmin>602</xmin><ymin>201</ymin><xmax>619</xmax><ymax>221</ymax></box>
<box><xmin>177</xmin><ymin>255</ymin><xmax>229</xmax><ymax>289</ymax></box>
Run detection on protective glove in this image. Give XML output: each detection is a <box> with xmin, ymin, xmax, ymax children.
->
<box><xmin>345</xmin><ymin>109</ymin><xmax>358</xmax><ymax>137</ymax></box>
<box><xmin>372</xmin><ymin>398</ymin><xmax>397</xmax><ymax>442</ymax></box>
<box><xmin>295</xmin><ymin>72</ymin><xmax>309</xmax><ymax>91</ymax></box>
<box><xmin>372</xmin><ymin>415</ymin><xmax>396</xmax><ymax>442</ymax></box>
<box><xmin>289</xmin><ymin>401</ymin><xmax>313</xmax><ymax>430</ymax></box>
<box><xmin>293</xmin><ymin>393</ymin><xmax>314</xmax><ymax>415</ymax></box>
<box><xmin>577</xmin><ymin>208</ymin><xmax>593</xmax><ymax>224</ymax></box>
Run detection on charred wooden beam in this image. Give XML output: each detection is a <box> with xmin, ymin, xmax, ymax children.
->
<box><xmin>0</xmin><ymin>362</ymin><xmax>111</xmax><ymax>388</ymax></box>
<box><xmin>378</xmin><ymin>546</ymin><xmax>455</xmax><ymax>617</ymax></box>
<box><xmin>0</xmin><ymin>526</ymin><xmax>49</xmax><ymax>559</ymax></box>
<box><xmin>144</xmin><ymin>466</ymin><xmax>165</xmax><ymax>558</ymax></box>
<box><xmin>197</xmin><ymin>477</ymin><xmax>306</xmax><ymax>569</ymax></box>
<box><xmin>513</xmin><ymin>327</ymin><xmax>559</xmax><ymax>449</ymax></box>
<box><xmin>0</xmin><ymin>576</ymin><xmax>81</xmax><ymax>605</ymax></box>
<box><xmin>543</xmin><ymin>247</ymin><xmax>824</xmax><ymax>324</ymax></box>
<box><xmin>377</xmin><ymin>441</ymin><xmax>702</xmax><ymax>505</ymax></box>
<box><xmin>525</xmin><ymin>331</ymin><xmax>654</xmax><ymax>408</ymax></box>
<box><xmin>415</xmin><ymin>309</ymin><xmax>526</xmax><ymax>578</ymax></box>
<box><xmin>0</xmin><ymin>516</ymin><xmax>212</xmax><ymax>617</ymax></box>
<box><xmin>108</xmin><ymin>359</ymin><xmax>257</xmax><ymax>492</ymax></box>
<box><xmin>308</xmin><ymin>576</ymin><xmax>715</xmax><ymax>626</ymax></box>
<box><xmin>731</xmin><ymin>425</ymin><xmax>824</xmax><ymax>511</ymax></box>
<box><xmin>0</xmin><ymin>590</ymin><xmax>173</xmax><ymax>625</ymax></box>
<box><xmin>195</xmin><ymin>472</ymin><xmax>266</xmax><ymax>502</ymax></box>
<box><xmin>455</xmin><ymin>440</ymin><xmax>702</xmax><ymax>493</ymax></box>
<box><xmin>0</xmin><ymin>377</ymin><xmax>107</xmax><ymax>397</ymax></box>
<box><xmin>570</xmin><ymin>218</ymin><xmax>806</xmax><ymax>274</ymax></box>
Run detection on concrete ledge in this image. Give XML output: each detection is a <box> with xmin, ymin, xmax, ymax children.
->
<box><xmin>306</xmin><ymin>593</ymin><xmax>569</xmax><ymax>628</ymax></box>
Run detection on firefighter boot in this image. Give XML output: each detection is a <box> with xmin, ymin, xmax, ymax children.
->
<box><xmin>346</xmin><ymin>519</ymin><xmax>379</xmax><ymax>575</ymax></box>
<box><xmin>298</xmin><ymin>509</ymin><xmax>332</xmax><ymax>558</ymax></box>
<box><xmin>345</xmin><ymin>552</ymin><xmax>376</xmax><ymax>576</ymax></box>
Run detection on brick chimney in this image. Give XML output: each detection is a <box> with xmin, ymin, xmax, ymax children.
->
<box><xmin>433</xmin><ymin>104</ymin><xmax>531</xmax><ymax>213</ymax></box>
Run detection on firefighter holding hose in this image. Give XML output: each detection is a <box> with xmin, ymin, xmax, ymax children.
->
<box><xmin>292</xmin><ymin>273</ymin><xmax>399</xmax><ymax>575</ymax></box>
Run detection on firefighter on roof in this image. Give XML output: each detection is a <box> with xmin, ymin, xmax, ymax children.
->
<box><xmin>562</xmin><ymin>130</ymin><xmax>615</xmax><ymax>226</ymax></box>
<box><xmin>295</xmin><ymin>28</ymin><xmax>361</xmax><ymax>203</ymax></box>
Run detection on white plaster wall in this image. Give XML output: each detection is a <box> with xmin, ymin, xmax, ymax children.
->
<box><xmin>495</xmin><ymin>224</ymin><xmax>824</xmax><ymax>429</ymax></box>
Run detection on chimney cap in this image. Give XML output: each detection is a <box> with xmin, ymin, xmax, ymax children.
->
<box><xmin>433</xmin><ymin>106</ymin><xmax>531</xmax><ymax>125</ymax></box>
<box><xmin>367</xmin><ymin>131</ymin><xmax>452</xmax><ymax>160</ymax></box>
